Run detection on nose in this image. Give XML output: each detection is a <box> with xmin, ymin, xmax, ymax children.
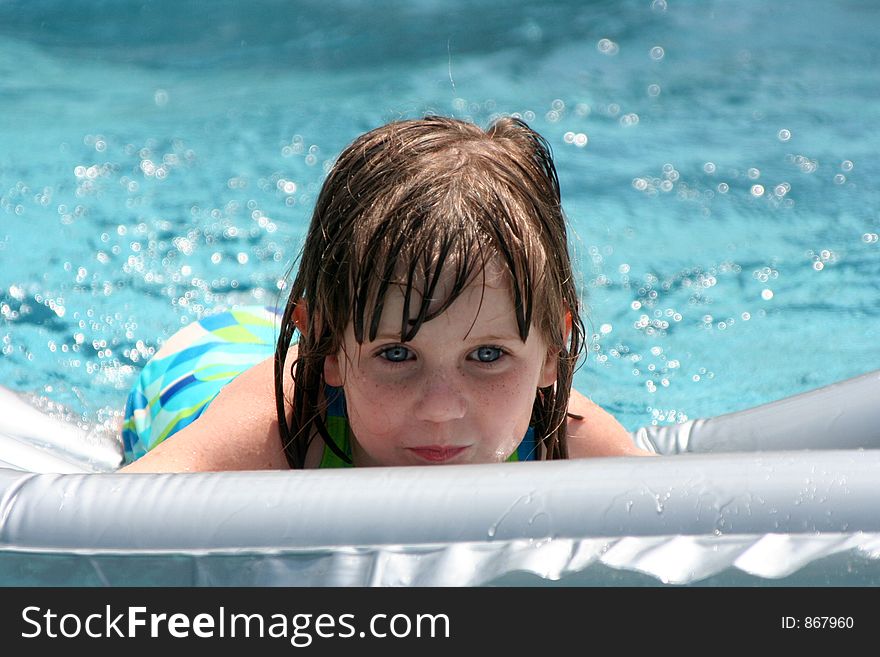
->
<box><xmin>413</xmin><ymin>370</ymin><xmax>467</xmax><ymax>423</ymax></box>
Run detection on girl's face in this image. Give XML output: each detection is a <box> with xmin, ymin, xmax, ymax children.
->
<box><xmin>324</xmin><ymin>268</ymin><xmax>558</xmax><ymax>466</ymax></box>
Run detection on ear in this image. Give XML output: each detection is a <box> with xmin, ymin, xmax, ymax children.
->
<box><xmin>540</xmin><ymin>349</ymin><xmax>558</xmax><ymax>388</ymax></box>
<box><xmin>539</xmin><ymin>308</ymin><xmax>571</xmax><ymax>388</ymax></box>
<box><xmin>292</xmin><ymin>299</ymin><xmax>308</xmax><ymax>334</ymax></box>
<box><xmin>324</xmin><ymin>353</ymin><xmax>343</xmax><ymax>387</ymax></box>
<box><xmin>294</xmin><ymin>299</ymin><xmax>344</xmax><ymax>386</ymax></box>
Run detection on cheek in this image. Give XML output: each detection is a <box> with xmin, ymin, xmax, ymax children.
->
<box><xmin>472</xmin><ymin>381</ymin><xmax>533</xmax><ymax>461</ymax></box>
<box><xmin>349</xmin><ymin>366</ymin><xmax>413</xmax><ymax>399</ymax></box>
<box><xmin>344</xmin><ymin>373</ymin><xmax>411</xmax><ymax>432</ymax></box>
<box><xmin>478</xmin><ymin>375</ymin><xmax>536</xmax><ymax>428</ymax></box>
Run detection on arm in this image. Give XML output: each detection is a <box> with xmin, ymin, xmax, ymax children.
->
<box><xmin>118</xmin><ymin>353</ymin><xmax>293</xmax><ymax>473</ymax></box>
<box><xmin>566</xmin><ymin>387</ymin><xmax>654</xmax><ymax>457</ymax></box>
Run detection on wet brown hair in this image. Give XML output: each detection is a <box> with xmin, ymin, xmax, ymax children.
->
<box><xmin>274</xmin><ymin>115</ymin><xmax>585</xmax><ymax>468</ymax></box>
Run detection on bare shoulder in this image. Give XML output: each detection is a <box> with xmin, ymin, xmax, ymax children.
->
<box><xmin>119</xmin><ymin>349</ymin><xmax>296</xmax><ymax>473</ymax></box>
<box><xmin>566</xmin><ymin>387</ymin><xmax>654</xmax><ymax>457</ymax></box>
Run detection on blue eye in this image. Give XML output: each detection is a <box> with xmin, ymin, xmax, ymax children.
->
<box><xmin>473</xmin><ymin>346</ymin><xmax>503</xmax><ymax>363</ymax></box>
<box><xmin>380</xmin><ymin>345</ymin><xmax>412</xmax><ymax>362</ymax></box>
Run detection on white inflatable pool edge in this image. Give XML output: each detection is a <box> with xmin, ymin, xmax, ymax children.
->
<box><xmin>633</xmin><ymin>368</ymin><xmax>880</xmax><ymax>454</ymax></box>
<box><xmin>1</xmin><ymin>452</ymin><xmax>879</xmax><ymax>585</ymax></box>
<box><xmin>0</xmin><ymin>385</ymin><xmax>123</xmax><ymax>474</ymax></box>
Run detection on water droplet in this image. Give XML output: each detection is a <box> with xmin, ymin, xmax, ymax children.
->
<box><xmin>597</xmin><ymin>38</ymin><xmax>619</xmax><ymax>55</ymax></box>
<box><xmin>750</xmin><ymin>184</ymin><xmax>765</xmax><ymax>196</ymax></box>
<box><xmin>777</xmin><ymin>128</ymin><xmax>791</xmax><ymax>141</ymax></box>
<box><xmin>650</xmin><ymin>46</ymin><xmax>665</xmax><ymax>60</ymax></box>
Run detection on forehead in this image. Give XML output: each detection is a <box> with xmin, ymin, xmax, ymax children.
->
<box><xmin>375</xmin><ymin>262</ymin><xmax>518</xmax><ymax>337</ymax></box>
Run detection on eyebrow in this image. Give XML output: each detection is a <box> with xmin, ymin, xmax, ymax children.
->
<box><xmin>370</xmin><ymin>332</ymin><xmax>522</xmax><ymax>343</ymax></box>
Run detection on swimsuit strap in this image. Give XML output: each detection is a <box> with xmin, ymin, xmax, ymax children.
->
<box><xmin>320</xmin><ymin>386</ymin><xmax>354</xmax><ymax>468</ymax></box>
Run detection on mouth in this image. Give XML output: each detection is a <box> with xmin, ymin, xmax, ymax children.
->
<box><xmin>406</xmin><ymin>445</ymin><xmax>470</xmax><ymax>463</ymax></box>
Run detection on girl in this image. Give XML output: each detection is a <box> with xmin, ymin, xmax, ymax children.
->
<box><xmin>120</xmin><ymin>115</ymin><xmax>649</xmax><ymax>472</ymax></box>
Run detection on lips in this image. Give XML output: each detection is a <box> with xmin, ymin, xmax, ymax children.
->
<box><xmin>407</xmin><ymin>445</ymin><xmax>469</xmax><ymax>463</ymax></box>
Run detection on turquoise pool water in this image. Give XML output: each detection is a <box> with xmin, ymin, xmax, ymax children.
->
<box><xmin>1</xmin><ymin>0</ymin><xmax>878</xmax><ymax>434</ymax></box>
